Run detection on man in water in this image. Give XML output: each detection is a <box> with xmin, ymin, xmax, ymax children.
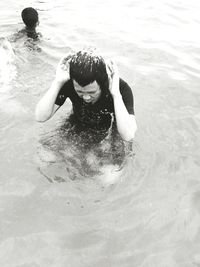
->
<box><xmin>35</xmin><ymin>49</ymin><xmax>137</xmax><ymax>142</ymax></box>
<box><xmin>21</xmin><ymin>7</ymin><xmax>40</xmax><ymax>39</ymax></box>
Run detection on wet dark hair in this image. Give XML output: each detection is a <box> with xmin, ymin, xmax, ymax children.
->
<box><xmin>21</xmin><ymin>7</ymin><xmax>38</xmax><ymax>29</ymax></box>
<box><xmin>69</xmin><ymin>50</ymin><xmax>109</xmax><ymax>94</ymax></box>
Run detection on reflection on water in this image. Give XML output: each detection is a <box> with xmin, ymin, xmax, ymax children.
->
<box><xmin>0</xmin><ymin>0</ymin><xmax>200</xmax><ymax>266</ymax></box>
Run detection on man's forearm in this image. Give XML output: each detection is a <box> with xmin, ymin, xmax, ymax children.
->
<box><xmin>35</xmin><ymin>79</ymin><xmax>63</xmax><ymax>122</ymax></box>
<box><xmin>113</xmin><ymin>94</ymin><xmax>137</xmax><ymax>141</ymax></box>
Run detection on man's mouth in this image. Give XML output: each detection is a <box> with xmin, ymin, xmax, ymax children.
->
<box><xmin>83</xmin><ymin>97</ymin><xmax>92</xmax><ymax>102</ymax></box>
<box><xmin>84</xmin><ymin>99</ymin><xmax>92</xmax><ymax>103</ymax></box>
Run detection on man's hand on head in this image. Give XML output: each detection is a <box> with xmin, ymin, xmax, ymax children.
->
<box><xmin>55</xmin><ymin>53</ymin><xmax>73</xmax><ymax>85</ymax></box>
<box><xmin>106</xmin><ymin>60</ymin><xmax>120</xmax><ymax>98</ymax></box>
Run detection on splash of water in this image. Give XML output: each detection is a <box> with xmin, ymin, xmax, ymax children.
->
<box><xmin>0</xmin><ymin>37</ymin><xmax>16</xmax><ymax>92</ymax></box>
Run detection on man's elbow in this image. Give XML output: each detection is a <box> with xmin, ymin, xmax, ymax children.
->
<box><xmin>35</xmin><ymin>109</ymin><xmax>50</xmax><ymax>122</ymax></box>
<box><xmin>35</xmin><ymin>115</ymin><xmax>46</xmax><ymax>123</ymax></box>
<box><xmin>35</xmin><ymin>116</ymin><xmax>47</xmax><ymax>123</ymax></box>
<box><xmin>122</xmin><ymin>124</ymin><xmax>137</xmax><ymax>142</ymax></box>
<box><xmin>122</xmin><ymin>131</ymin><xmax>136</xmax><ymax>142</ymax></box>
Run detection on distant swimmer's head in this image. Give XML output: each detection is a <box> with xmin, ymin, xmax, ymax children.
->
<box><xmin>69</xmin><ymin>49</ymin><xmax>109</xmax><ymax>98</ymax></box>
<box><xmin>21</xmin><ymin>7</ymin><xmax>39</xmax><ymax>30</ymax></box>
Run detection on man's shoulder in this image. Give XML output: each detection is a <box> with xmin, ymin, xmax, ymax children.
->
<box><xmin>119</xmin><ymin>78</ymin><xmax>132</xmax><ymax>93</ymax></box>
<box><xmin>55</xmin><ymin>80</ymin><xmax>74</xmax><ymax>106</ymax></box>
<box><xmin>59</xmin><ymin>79</ymin><xmax>74</xmax><ymax>96</ymax></box>
<box><xmin>8</xmin><ymin>29</ymin><xmax>25</xmax><ymax>42</ymax></box>
<box><xmin>63</xmin><ymin>79</ymin><xmax>73</xmax><ymax>90</ymax></box>
<box><xmin>119</xmin><ymin>78</ymin><xmax>135</xmax><ymax>114</ymax></box>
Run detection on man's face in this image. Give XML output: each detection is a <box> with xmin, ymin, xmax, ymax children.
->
<box><xmin>73</xmin><ymin>80</ymin><xmax>101</xmax><ymax>104</ymax></box>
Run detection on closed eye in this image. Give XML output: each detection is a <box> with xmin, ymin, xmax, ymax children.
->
<box><xmin>76</xmin><ymin>92</ymin><xmax>98</xmax><ymax>97</ymax></box>
<box><xmin>76</xmin><ymin>90</ymin><xmax>96</xmax><ymax>94</ymax></box>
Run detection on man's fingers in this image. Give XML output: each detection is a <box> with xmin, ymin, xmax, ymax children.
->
<box><xmin>105</xmin><ymin>59</ymin><xmax>114</xmax><ymax>79</ymax></box>
<box><xmin>62</xmin><ymin>54</ymin><xmax>72</xmax><ymax>65</ymax></box>
<box><xmin>58</xmin><ymin>53</ymin><xmax>73</xmax><ymax>69</ymax></box>
<box><xmin>106</xmin><ymin>59</ymin><xmax>117</xmax><ymax>78</ymax></box>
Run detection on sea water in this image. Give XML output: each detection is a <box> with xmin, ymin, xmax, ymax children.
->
<box><xmin>0</xmin><ymin>0</ymin><xmax>200</xmax><ymax>266</ymax></box>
